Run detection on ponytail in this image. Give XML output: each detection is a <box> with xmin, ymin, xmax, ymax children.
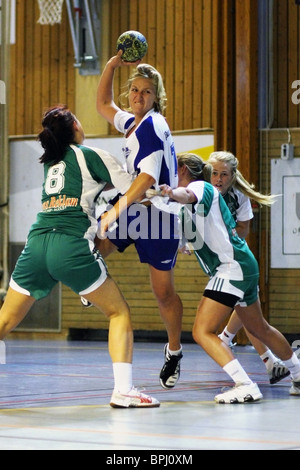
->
<box><xmin>38</xmin><ymin>105</ymin><xmax>76</xmax><ymax>164</ymax></box>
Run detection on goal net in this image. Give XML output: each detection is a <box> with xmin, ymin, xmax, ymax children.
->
<box><xmin>37</xmin><ymin>0</ymin><xmax>64</xmax><ymax>25</ymax></box>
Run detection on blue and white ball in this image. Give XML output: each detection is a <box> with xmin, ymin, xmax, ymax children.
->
<box><xmin>116</xmin><ymin>30</ymin><xmax>148</xmax><ymax>62</ymax></box>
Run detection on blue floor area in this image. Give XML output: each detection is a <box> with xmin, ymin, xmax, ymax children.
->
<box><xmin>0</xmin><ymin>339</ymin><xmax>299</xmax><ymax>450</ymax></box>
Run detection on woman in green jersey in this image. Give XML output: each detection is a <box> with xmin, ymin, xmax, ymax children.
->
<box><xmin>209</xmin><ymin>150</ymin><xmax>289</xmax><ymax>385</ymax></box>
<box><xmin>159</xmin><ymin>152</ymin><xmax>300</xmax><ymax>404</ymax></box>
<box><xmin>0</xmin><ymin>105</ymin><xmax>159</xmax><ymax>408</ymax></box>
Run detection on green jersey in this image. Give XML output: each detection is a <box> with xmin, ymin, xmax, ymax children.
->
<box><xmin>28</xmin><ymin>144</ymin><xmax>132</xmax><ymax>241</ymax></box>
<box><xmin>183</xmin><ymin>181</ymin><xmax>259</xmax><ymax>280</ymax></box>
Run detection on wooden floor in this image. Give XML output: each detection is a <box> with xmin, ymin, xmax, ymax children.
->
<box><xmin>0</xmin><ymin>339</ymin><xmax>299</xmax><ymax>451</ymax></box>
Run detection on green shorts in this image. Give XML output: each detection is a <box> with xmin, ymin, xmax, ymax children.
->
<box><xmin>10</xmin><ymin>232</ymin><xmax>108</xmax><ymax>300</ymax></box>
<box><xmin>204</xmin><ymin>273</ymin><xmax>259</xmax><ymax>308</ymax></box>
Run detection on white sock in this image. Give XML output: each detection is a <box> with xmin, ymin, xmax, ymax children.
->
<box><xmin>223</xmin><ymin>359</ymin><xmax>253</xmax><ymax>385</ymax></box>
<box><xmin>219</xmin><ymin>327</ymin><xmax>235</xmax><ymax>346</ymax></box>
<box><xmin>113</xmin><ymin>362</ymin><xmax>133</xmax><ymax>394</ymax></box>
<box><xmin>283</xmin><ymin>353</ymin><xmax>300</xmax><ymax>382</ymax></box>
<box><xmin>167</xmin><ymin>344</ymin><xmax>182</xmax><ymax>356</ymax></box>
<box><xmin>260</xmin><ymin>349</ymin><xmax>277</xmax><ymax>372</ymax></box>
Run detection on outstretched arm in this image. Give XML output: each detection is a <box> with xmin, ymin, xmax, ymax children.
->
<box><xmin>99</xmin><ymin>172</ymin><xmax>155</xmax><ymax>237</ymax></box>
<box><xmin>96</xmin><ymin>50</ymin><xmax>140</xmax><ymax>124</ymax></box>
<box><xmin>160</xmin><ymin>184</ymin><xmax>197</xmax><ymax>204</ymax></box>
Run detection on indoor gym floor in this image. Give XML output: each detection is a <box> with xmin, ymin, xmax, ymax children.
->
<box><xmin>0</xmin><ymin>339</ymin><xmax>299</xmax><ymax>451</ymax></box>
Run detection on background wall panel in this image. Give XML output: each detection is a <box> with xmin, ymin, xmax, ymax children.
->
<box><xmin>273</xmin><ymin>0</ymin><xmax>300</xmax><ymax>128</ymax></box>
<box><xmin>9</xmin><ymin>0</ymin><xmax>75</xmax><ymax>137</ymax></box>
<box><xmin>260</xmin><ymin>129</ymin><xmax>300</xmax><ymax>337</ymax></box>
<box><xmin>6</xmin><ymin>0</ymin><xmax>300</xmax><ymax>342</ymax></box>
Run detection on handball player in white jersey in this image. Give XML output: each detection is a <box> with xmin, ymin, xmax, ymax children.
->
<box><xmin>93</xmin><ymin>50</ymin><xmax>183</xmax><ymax>390</ymax></box>
<box><xmin>159</xmin><ymin>152</ymin><xmax>300</xmax><ymax>403</ymax></box>
<box><xmin>0</xmin><ymin>105</ymin><xmax>159</xmax><ymax>408</ymax></box>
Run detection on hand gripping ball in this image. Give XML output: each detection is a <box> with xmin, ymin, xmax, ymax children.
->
<box><xmin>116</xmin><ymin>30</ymin><xmax>148</xmax><ymax>62</ymax></box>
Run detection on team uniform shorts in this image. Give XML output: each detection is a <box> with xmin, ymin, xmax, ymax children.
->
<box><xmin>10</xmin><ymin>232</ymin><xmax>108</xmax><ymax>300</ymax></box>
<box><xmin>106</xmin><ymin>202</ymin><xmax>180</xmax><ymax>271</ymax></box>
<box><xmin>203</xmin><ymin>273</ymin><xmax>259</xmax><ymax>308</ymax></box>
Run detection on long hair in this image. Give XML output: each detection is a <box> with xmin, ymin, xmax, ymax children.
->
<box><xmin>208</xmin><ymin>151</ymin><xmax>277</xmax><ymax>206</ymax></box>
<box><xmin>38</xmin><ymin>105</ymin><xmax>76</xmax><ymax>164</ymax></box>
<box><xmin>120</xmin><ymin>63</ymin><xmax>167</xmax><ymax>114</ymax></box>
<box><xmin>177</xmin><ymin>152</ymin><xmax>212</xmax><ymax>183</ymax></box>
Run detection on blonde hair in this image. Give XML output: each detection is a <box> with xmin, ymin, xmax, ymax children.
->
<box><xmin>120</xmin><ymin>63</ymin><xmax>167</xmax><ymax>114</ymax></box>
<box><xmin>208</xmin><ymin>151</ymin><xmax>277</xmax><ymax>206</ymax></box>
<box><xmin>177</xmin><ymin>152</ymin><xmax>212</xmax><ymax>182</ymax></box>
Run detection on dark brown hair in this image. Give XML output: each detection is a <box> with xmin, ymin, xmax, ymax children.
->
<box><xmin>38</xmin><ymin>105</ymin><xmax>76</xmax><ymax>164</ymax></box>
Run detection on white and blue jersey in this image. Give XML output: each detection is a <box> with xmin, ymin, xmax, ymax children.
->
<box><xmin>114</xmin><ymin>109</ymin><xmax>178</xmax><ymax>191</ymax></box>
<box><xmin>107</xmin><ymin>109</ymin><xmax>180</xmax><ymax>271</ymax></box>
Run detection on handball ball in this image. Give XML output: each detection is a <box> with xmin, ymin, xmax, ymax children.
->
<box><xmin>116</xmin><ymin>30</ymin><xmax>148</xmax><ymax>62</ymax></box>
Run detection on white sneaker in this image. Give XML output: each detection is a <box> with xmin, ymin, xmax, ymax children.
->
<box><xmin>289</xmin><ymin>381</ymin><xmax>300</xmax><ymax>396</ymax></box>
<box><xmin>214</xmin><ymin>382</ymin><xmax>263</xmax><ymax>404</ymax></box>
<box><xmin>110</xmin><ymin>387</ymin><xmax>160</xmax><ymax>408</ymax></box>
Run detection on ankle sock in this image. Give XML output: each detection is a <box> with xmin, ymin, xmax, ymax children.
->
<box><xmin>167</xmin><ymin>344</ymin><xmax>182</xmax><ymax>356</ymax></box>
<box><xmin>223</xmin><ymin>358</ymin><xmax>253</xmax><ymax>386</ymax></box>
<box><xmin>219</xmin><ymin>327</ymin><xmax>235</xmax><ymax>346</ymax></box>
<box><xmin>113</xmin><ymin>362</ymin><xmax>133</xmax><ymax>394</ymax></box>
<box><xmin>260</xmin><ymin>349</ymin><xmax>278</xmax><ymax>372</ymax></box>
<box><xmin>283</xmin><ymin>353</ymin><xmax>300</xmax><ymax>382</ymax></box>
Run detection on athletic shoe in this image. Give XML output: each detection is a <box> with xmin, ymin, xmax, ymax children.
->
<box><xmin>295</xmin><ymin>348</ymin><xmax>300</xmax><ymax>359</ymax></box>
<box><xmin>289</xmin><ymin>381</ymin><xmax>300</xmax><ymax>396</ymax></box>
<box><xmin>214</xmin><ymin>382</ymin><xmax>263</xmax><ymax>404</ymax></box>
<box><xmin>81</xmin><ymin>297</ymin><xmax>92</xmax><ymax>308</ymax></box>
<box><xmin>110</xmin><ymin>387</ymin><xmax>160</xmax><ymax>408</ymax></box>
<box><xmin>159</xmin><ymin>344</ymin><xmax>183</xmax><ymax>389</ymax></box>
<box><xmin>269</xmin><ymin>360</ymin><xmax>290</xmax><ymax>384</ymax></box>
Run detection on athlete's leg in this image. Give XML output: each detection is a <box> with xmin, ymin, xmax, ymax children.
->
<box><xmin>221</xmin><ymin>310</ymin><xmax>242</xmax><ymax>336</ymax></box>
<box><xmin>193</xmin><ymin>296</ymin><xmax>235</xmax><ymax>367</ymax></box>
<box><xmin>149</xmin><ymin>265</ymin><xmax>183</xmax><ymax>351</ymax></box>
<box><xmin>235</xmin><ymin>299</ymin><xmax>294</xmax><ymax>361</ymax></box>
<box><xmin>80</xmin><ymin>237</ymin><xmax>117</xmax><ymax>308</ymax></box>
<box><xmin>94</xmin><ymin>236</ymin><xmax>118</xmax><ymax>259</ymax></box>
<box><xmin>0</xmin><ymin>287</ymin><xmax>36</xmax><ymax>339</ymax></box>
<box><xmin>84</xmin><ymin>275</ymin><xmax>159</xmax><ymax>407</ymax></box>
<box><xmin>84</xmin><ymin>275</ymin><xmax>133</xmax><ymax>363</ymax></box>
<box><xmin>149</xmin><ymin>266</ymin><xmax>183</xmax><ymax>389</ymax></box>
<box><xmin>222</xmin><ymin>309</ymin><xmax>269</xmax><ymax>355</ymax></box>
<box><xmin>193</xmin><ymin>296</ymin><xmax>263</xmax><ymax>403</ymax></box>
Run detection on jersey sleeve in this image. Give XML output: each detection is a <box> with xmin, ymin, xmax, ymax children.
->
<box><xmin>187</xmin><ymin>181</ymin><xmax>205</xmax><ymax>202</ymax></box>
<box><xmin>235</xmin><ymin>191</ymin><xmax>254</xmax><ymax>221</ymax></box>
<box><xmin>84</xmin><ymin>146</ymin><xmax>133</xmax><ymax>195</ymax></box>
<box><xmin>114</xmin><ymin>110</ymin><xmax>135</xmax><ymax>134</ymax></box>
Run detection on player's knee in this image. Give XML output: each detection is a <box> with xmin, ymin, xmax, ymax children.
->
<box><xmin>152</xmin><ymin>285</ymin><xmax>177</xmax><ymax>306</ymax></box>
<box><xmin>107</xmin><ymin>302</ymin><xmax>131</xmax><ymax>322</ymax></box>
<box><xmin>192</xmin><ymin>325</ymin><xmax>204</xmax><ymax>346</ymax></box>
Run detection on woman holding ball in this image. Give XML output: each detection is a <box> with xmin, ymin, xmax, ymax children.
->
<box><xmin>91</xmin><ymin>48</ymin><xmax>184</xmax><ymax>390</ymax></box>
